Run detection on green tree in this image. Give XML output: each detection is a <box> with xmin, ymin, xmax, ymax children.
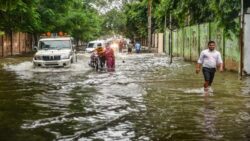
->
<box><xmin>101</xmin><ymin>8</ymin><xmax>127</xmax><ymax>35</ymax></box>
<box><xmin>124</xmin><ymin>1</ymin><xmax>148</xmax><ymax>40</ymax></box>
<box><xmin>36</xmin><ymin>0</ymin><xmax>103</xmax><ymax>42</ymax></box>
<box><xmin>66</xmin><ymin>9</ymin><xmax>102</xmax><ymax>42</ymax></box>
<box><xmin>0</xmin><ymin>0</ymin><xmax>40</xmax><ymax>33</ymax></box>
<box><xmin>154</xmin><ymin>0</ymin><xmax>240</xmax><ymax>35</ymax></box>
<box><xmin>37</xmin><ymin>0</ymin><xmax>75</xmax><ymax>32</ymax></box>
<box><xmin>209</xmin><ymin>0</ymin><xmax>240</xmax><ymax>35</ymax></box>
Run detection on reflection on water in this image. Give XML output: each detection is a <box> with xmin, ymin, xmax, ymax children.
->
<box><xmin>0</xmin><ymin>53</ymin><xmax>250</xmax><ymax>140</ymax></box>
<box><xmin>202</xmin><ymin>95</ymin><xmax>222</xmax><ymax>140</ymax></box>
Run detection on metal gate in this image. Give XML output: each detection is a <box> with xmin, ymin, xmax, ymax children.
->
<box><xmin>244</xmin><ymin>14</ymin><xmax>250</xmax><ymax>74</ymax></box>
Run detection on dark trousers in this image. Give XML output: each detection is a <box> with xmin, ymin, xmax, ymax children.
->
<box><xmin>99</xmin><ymin>56</ymin><xmax>105</xmax><ymax>68</ymax></box>
<box><xmin>202</xmin><ymin>67</ymin><xmax>216</xmax><ymax>86</ymax></box>
<box><xmin>136</xmin><ymin>49</ymin><xmax>140</xmax><ymax>53</ymax></box>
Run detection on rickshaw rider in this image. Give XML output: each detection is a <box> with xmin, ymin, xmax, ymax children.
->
<box><xmin>94</xmin><ymin>43</ymin><xmax>105</xmax><ymax>69</ymax></box>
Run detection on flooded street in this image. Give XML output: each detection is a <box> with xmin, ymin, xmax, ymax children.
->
<box><xmin>0</xmin><ymin>53</ymin><xmax>250</xmax><ymax>141</ymax></box>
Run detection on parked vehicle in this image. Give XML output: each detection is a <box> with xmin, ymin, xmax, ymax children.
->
<box><xmin>85</xmin><ymin>40</ymin><xmax>105</xmax><ymax>53</ymax></box>
<box><xmin>33</xmin><ymin>37</ymin><xmax>77</xmax><ymax>68</ymax></box>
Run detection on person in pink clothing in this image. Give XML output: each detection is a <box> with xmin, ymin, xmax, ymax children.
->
<box><xmin>105</xmin><ymin>42</ymin><xmax>115</xmax><ymax>72</ymax></box>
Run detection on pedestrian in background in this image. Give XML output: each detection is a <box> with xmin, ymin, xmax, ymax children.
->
<box><xmin>196</xmin><ymin>41</ymin><xmax>223</xmax><ymax>92</ymax></box>
<box><xmin>119</xmin><ymin>39</ymin><xmax>125</xmax><ymax>53</ymax></box>
<box><xmin>135</xmin><ymin>41</ymin><xmax>141</xmax><ymax>54</ymax></box>
<box><xmin>127</xmin><ymin>41</ymin><xmax>133</xmax><ymax>54</ymax></box>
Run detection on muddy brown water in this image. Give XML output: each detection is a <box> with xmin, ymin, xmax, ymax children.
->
<box><xmin>0</xmin><ymin>53</ymin><xmax>250</xmax><ymax>141</ymax></box>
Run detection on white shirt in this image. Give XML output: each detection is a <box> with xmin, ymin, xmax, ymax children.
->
<box><xmin>197</xmin><ymin>49</ymin><xmax>223</xmax><ymax>68</ymax></box>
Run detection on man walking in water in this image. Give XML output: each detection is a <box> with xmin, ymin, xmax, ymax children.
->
<box><xmin>196</xmin><ymin>41</ymin><xmax>223</xmax><ymax>92</ymax></box>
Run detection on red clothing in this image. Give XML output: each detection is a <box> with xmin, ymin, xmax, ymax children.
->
<box><xmin>105</xmin><ymin>47</ymin><xmax>115</xmax><ymax>72</ymax></box>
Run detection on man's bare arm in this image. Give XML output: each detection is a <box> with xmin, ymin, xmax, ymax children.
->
<box><xmin>218</xmin><ymin>63</ymin><xmax>223</xmax><ymax>72</ymax></box>
<box><xmin>196</xmin><ymin>63</ymin><xmax>201</xmax><ymax>74</ymax></box>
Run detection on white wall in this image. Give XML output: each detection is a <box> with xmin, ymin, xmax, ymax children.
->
<box><xmin>158</xmin><ymin>33</ymin><xmax>164</xmax><ymax>53</ymax></box>
<box><xmin>244</xmin><ymin>14</ymin><xmax>250</xmax><ymax>74</ymax></box>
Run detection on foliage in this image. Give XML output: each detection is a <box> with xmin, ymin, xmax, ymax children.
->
<box><xmin>36</xmin><ymin>0</ymin><xmax>102</xmax><ymax>41</ymax></box>
<box><xmin>66</xmin><ymin>9</ymin><xmax>102</xmax><ymax>41</ymax></box>
<box><xmin>0</xmin><ymin>0</ymin><xmax>20</xmax><ymax>11</ymax></box>
<box><xmin>0</xmin><ymin>0</ymin><xmax>242</xmax><ymax>41</ymax></box>
<box><xmin>153</xmin><ymin>0</ymin><xmax>241</xmax><ymax>35</ymax></box>
<box><xmin>124</xmin><ymin>1</ymin><xmax>148</xmax><ymax>39</ymax></box>
<box><xmin>0</xmin><ymin>0</ymin><xmax>103</xmax><ymax>42</ymax></box>
<box><xmin>101</xmin><ymin>8</ymin><xmax>127</xmax><ymax>35</ymax></box>
<box><xmin>0</xmin><ymin>0</ymin><xmax>40</xmax><ymax>33</ymax></box>
<box><xmin>209</xmin><ymin>0</ymin><xmax>240</xmax><ymax>36</ymax></box>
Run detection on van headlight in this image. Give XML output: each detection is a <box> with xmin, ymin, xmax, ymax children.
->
<box><xmin>61</xmin><ymin>54</ymin><xmax>70</xmax><ymax>59</ymax></box>
<box><xmin>34</xmin><ymin>55</ymin><xmax>42</xmax><ymax>60</ymax></box>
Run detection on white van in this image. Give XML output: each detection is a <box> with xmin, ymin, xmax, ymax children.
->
<box><xmin>85</xmin><ymin>40</ymin><xmax>105</xmax><ymax>53</ymax></box>
<box><xmin>33</xmin><ymin>37</ymin><xmax>77</xmax><ymax>68</ymax></box>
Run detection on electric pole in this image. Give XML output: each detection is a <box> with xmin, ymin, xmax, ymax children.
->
<box><xmin>169</xmin><ymin>13</ymin><xmax>172</xmax><ymax>64</ymax></box>
<box><xmin>147</xmin><ymin>0</ymin><xmax>152</xmax><ymax>52</ymax></box>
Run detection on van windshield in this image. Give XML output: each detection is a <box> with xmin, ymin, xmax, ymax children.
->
<box><xmin>87</xmin><ymin>43</ymin><xmax>94</xmax><ymax>48</ymax></box>
<box><xmin>39</xmin><ymin>40</ymin><xmax>71</xmax><ymax>50</ymax></box>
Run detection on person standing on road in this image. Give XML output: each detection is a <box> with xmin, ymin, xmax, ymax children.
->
<box><xmin>196</xmin><ymin>41</ymin><xmax>223</xmax><ymax>92</ymax></box>
<box><xmin>119</xmin><ymin>39</ymin><xmax>125</xmax><ymax>53</ymax></box>
<box><xmin>127</xmin><ymin>41</ymin><xmax>133</xmax><ymax>54</ymax></box>
<box><xmin>135</xmin><ymin>41</ymin><xmax>141</xmax><ymax>54</ymax></box>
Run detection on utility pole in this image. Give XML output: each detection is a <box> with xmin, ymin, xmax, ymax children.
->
<box><xmin>169</xmin><ymin>13</ymin><xmax>172</xmax><ymax>64</ymax></box>
<box><xmin>164</xmin><ymin>12</ymin><xmax>166</xmax><ymax>53</ymax></box>
<box><xmin>147</xmin><ymin>0</ymin><xmax>152</xmax><ymax>52</ymax></box>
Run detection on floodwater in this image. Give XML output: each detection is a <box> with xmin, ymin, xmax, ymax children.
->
<box><xmin>0</xmin><ymin>53</ymin><xmax>250</xmax><ymax>141</ymax></box>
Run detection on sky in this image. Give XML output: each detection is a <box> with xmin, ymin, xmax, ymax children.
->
<box><xmin>91</xmin><ymin>0</ymin><xmax>134</xmax><ymax>14</ymax></box>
